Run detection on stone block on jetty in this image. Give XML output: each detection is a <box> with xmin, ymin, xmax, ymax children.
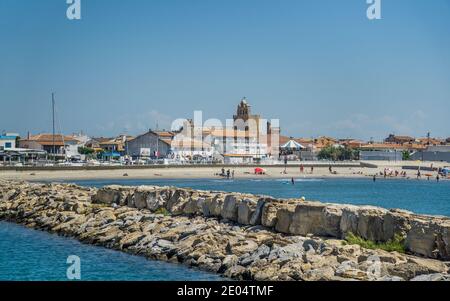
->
<box><xmin>133</xmin><ymin>187</ymin><xmax>154</xmax><ymax>209</ymax></box>
<box><xmin>202</xmin><ymin>194</ymin><xmax>225</xmax><ymax>217</ymax></box>
<box><xmin>221</xmin><ymin>195</ymin><xmax>239</xmax><ymax>221</ymax></box>
<box><xmin>92</xmin><ymin>185</ymin><xmax>132</xmax><ymax>206</ymax></box>
<box><xmin>340</xmin><ymin>206</ymin><xmax>412</xmax><ymax>243</ymax></box>
<box><xmin>438</xmin><ymin>221</ymin><xmax>450</xmax><ymax>260</ymax></box>
<box><xmin>288</xmin><ymin>203</ymin><xmax>342</xmax><ymax>237</ymax></box>
<box><xmin>249</xmin><ymin>199</ymin><xmax>265</xmax><ymax>225</ymax></box>
<box><xmin>275</xmin><ymin>207</ymin><xmax>295</xmax><ymax>233</ymax></box>
<box><xmin>405</xmin><ymin>217</ymin><xmax>442</xmax><ymax>259</ymax></box>
<box><xmin>383</xmin><ymin>209</ymin><xmax>412</xmax><ymax>240</ymax></box>
<box><xmin>237</xmin><ymin>198</ymin><xmax>257</xmax><ymax>225</ymax></box>
<box><xmin>166</xmin><ymin>189</ymin><xmax>190</xmax><ymax>215</ymax></box>
<box><xmin>356</xmin><ymin>206</ymin><xmax>388</xmax><ymax>242</ymax></box>
<box><xmin>261</xmin><ymin>198</ymin><xmax>283</xmax><ymax>227</ymax></box>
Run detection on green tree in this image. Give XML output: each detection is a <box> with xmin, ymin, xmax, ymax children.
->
<box><xmin>402</xmin><ymin>150</ymin><xmax>411</xmax><ymax>161</ymax></box>
<box><xmin>318</xmin><ymin>146</ymin><xmax>358</xmax><ymax>161</ymax></box>
<box><xmin>78</xmin><ymin>147</ymin><xmax>95</xmax><ymax>155</ymax></box>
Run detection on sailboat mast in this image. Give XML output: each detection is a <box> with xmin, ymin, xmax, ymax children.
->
<box><xmin>52</xmin><ymin>93</ymin><xmax>56</xmax><ymax>157</ymax></box>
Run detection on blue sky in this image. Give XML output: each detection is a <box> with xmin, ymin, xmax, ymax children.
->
<box><xmin>1</xmin><ymin>0</ymin><xmax>449</xmax><ymax>140</ymax></box>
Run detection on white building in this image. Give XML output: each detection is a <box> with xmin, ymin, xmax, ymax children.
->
<box><xmin>170</xmin><ymin>137</ymin><xmax>213</xmax><ymax>161</ymax></box>
<box><xmin>205</xmin><ymin>128</ymin><xmax>268</xmax><ymax>164</ymax></box>
<box><xmin>174</xmin><ymin>99</ymin><xmax>274</xmax><ymax>164</ymax></box>
<box><xmin>0</xmin><ymin>134</ymin><xmax>18</xmax><ymax>150</ymax></box>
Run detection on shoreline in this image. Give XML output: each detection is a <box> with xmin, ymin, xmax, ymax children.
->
<box><xmin>1</xmin><ymin>164</ymin><xmax>447</xmax><ymax>182</ymax></box>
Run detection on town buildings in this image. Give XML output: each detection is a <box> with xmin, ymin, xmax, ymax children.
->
<box><xmin>19</xmin><ymin>133</ymin><xmax>79</xmax><ymax>155</ymax></box>
<box><xmin>169</xmin><ymin>98</ymin><xmax>278</xmax><ymax>163</ymax></box>
<box><xmin>97</xmin><ymin>135</ymin><xmax>134</xmax><ymax>159</ymax></box>
<box><xmin>125</xmin><ymin>131</ymin><xmax>172</xmax><ymax>159</ymax></box>
<box><xmin>384</xmin><ymin>134</ymin><xmax>416</xmax><ymax>144</ymax></box>
<box><xmin>4</xmin><ymin>100</ymin><xmax>449</xmax><ymax>164</ymax></box>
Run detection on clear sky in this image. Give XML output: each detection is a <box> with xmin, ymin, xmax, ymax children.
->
<box><xmin>1</xmin><ymin>0</ymin><xmax>449</xmax><ymax>140</ymax></box>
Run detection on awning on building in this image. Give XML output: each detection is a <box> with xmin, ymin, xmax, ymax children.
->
<box><xmin>281</xmin><ymin>140</ymin><xmax>305</xmax><ymax>150</ymax></box>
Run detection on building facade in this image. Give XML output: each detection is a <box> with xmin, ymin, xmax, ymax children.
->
<box><xmin>19</xmin><ymin>133</ymin><xmax>79</xmax><ymax>154</ymax></box>
<box><xmin>360</xmin><ymin>150</ymin><xmax>403</xmax><ymax>161</ymax></box>
<box><xmin>410</xmin><ymin>145</ymin><xmax>450</xmax><ymax>163</ymax></box>
<box><xmin>0</xmin><ymin>135</ymin><xmax>17</xmax><ymax>150</ymax></box>
<box><xmin>126</xmin><ymin>131</ymin><xmax>171</xmax><ymax>159</ymax></box>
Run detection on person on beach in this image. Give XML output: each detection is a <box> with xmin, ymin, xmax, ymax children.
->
<box><xmin>300</xmin><ymin>164</ymin><xmax>304</xmax><ymax>173</ymax></box>
<box><xmin>226</xmin><ymin>169</ymin><xmax>230</xmax><ymax>179</ymax></box>
<box><xmin>232</xmin><ymin>170</ymin><xmax>235</xmax><ymax>179</ymax></box>
<box><xmin>221</xmin><ymin>168</ymin><xmax>225</xmax><ymax>177</ymax></box>
<box><xmin>417</xmin><ymin>170</ymin><xmax>421</xmax><ymax>179</ymax></box>
<box><xmin>437</xmin><ymin>174</ymin><xmax>440</xmax><ymax>182</ymax></box>
<box><xmin>329</xmin><ymin>165</ymin><xmax>332</xmax><ymax>174</ymax></box>
<box><xmin>310</xmin><ymin>166</ymin><xmax>314</xmax><ymax>174</ymax></box>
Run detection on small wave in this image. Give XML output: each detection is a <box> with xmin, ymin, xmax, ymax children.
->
<box><xmin>274</xmin><ymin>178</ymin><xmax>324</xmax><ymax>182</ymax></box>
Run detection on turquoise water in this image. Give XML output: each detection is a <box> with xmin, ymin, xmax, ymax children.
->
<box><xmin>0</xmin><ymin>221</ymin><xmax>223</xmax><ymax>281</ymax></box>
<box><xmin>71</xmin><ymin>178</ymin><xmax>450</xmax><ymax>217</ymax></box>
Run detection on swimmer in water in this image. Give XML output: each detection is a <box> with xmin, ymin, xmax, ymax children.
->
<box><xmin>291</xmin><ymin>177</ymin><xmax>295</xmax><ymax>185</ymax></box>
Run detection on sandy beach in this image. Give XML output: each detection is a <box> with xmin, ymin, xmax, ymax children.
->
<box><xmin>0</xmin><ymin>161</ymin><xmax>447</xmax><ymax>182</ymax></box>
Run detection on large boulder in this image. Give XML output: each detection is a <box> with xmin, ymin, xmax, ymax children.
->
<box><xmin>237</xmin><ymin>199</ymin><xmax>258</xmax><ymax>225</ymax></box>
<box><xmin>202</xmin><ymin>194</ymin><xmax>224</xmax><ymax>217</ymax></box>
<box><xmin>261</xmin><ymin>200</ymin><xmax>281</xmax><ymax>228</ymax></box>
<box><xmin>183</xmin><ymin>196</ymin><xmax>204</xmax><ymax>215</ymax></box>
<box><xmin>249</xmin><ymin>199</ymin><xmax>265</xmax><ymax>225</ymax></box>
<box><xmin>356</xmin><ymin>206</ymin><xmax>388</xmax><ymax>242</ymax></box>
<box><xmin>436</xmin><ymin>220</ymin><xmax>450</xmax><ymax>260</ymax></box>
<box><xmin>288</xmin><ymin>203</ymin><xmax>342</xmax><ymax>237</ymax></box>
<box><xmin>165</xmin><ymin>189</ymin><xmax>183</xmax><ymax>207</ymax></box>
<box><xmin>275</xmin><ymin>207</ymin><xmax>295</xmax><ymax>233</ymax></box>
<box><xmin>405</xmin><ymin>218</ymin><xmax>440</xmax><ymax>259</ymax></box>
<box><xmin>221</xmin><ymin>195</ymin><xmax>239</xmax><ymax>221</ymax></box>
<box><xmin>340</xmin><ymin>206</ymin><xmax>360</xmax><ymax>237</ymax></box>
<box><xmin>341</xmin><ymin>206</ymin><xmax>390</xmax><ymax>242</ymax></box>
<box><xmin>166</xmin><ymin>189</ymin><xmax>190</xmax><ymax>215</ymax></box>
<box><xmin>92</xmin><ymin>186</ymin><xmax>130</xmax><ymax>205</ymax></box>
<box><xmin>382</xmin><ymin>209</ymin><xmax>412</xmax><ymax>241</ymax></box>
<box><xmin>133</xmin><ymin>187</ymin><xmax>156</xmax><ymax>210</ymax></box>
<box><xmin>146</xmin><ymin>191</ymin><xmax>167</xmax><ymax>211</ymax></box>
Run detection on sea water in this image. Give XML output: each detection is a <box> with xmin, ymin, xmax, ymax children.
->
<box><xmin>0</xmin><ymin>221</ymin><xmax>223</xmax><ymax>281</ymax></box>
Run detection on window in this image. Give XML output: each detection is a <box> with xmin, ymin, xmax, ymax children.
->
<box><xmin>5</xmin><ymin>142</ymin><xmax>12</xmax><ymax>149</ymax></box>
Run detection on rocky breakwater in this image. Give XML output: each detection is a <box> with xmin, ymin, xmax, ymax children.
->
<box><xmin>0</xmin><ymin>180</ymin><xmax>449</xmax><ymax>281</ymax></box>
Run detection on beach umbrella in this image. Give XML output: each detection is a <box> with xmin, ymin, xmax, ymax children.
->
<box><xmin>254</xmin><ymin>167</ymin><xmax>266</xmax><ymax>175</ymax></box>
<box><xmin>442</xmin><ymin>168</ymin><xmax>450</xmax><ymax>176</ymax></box>
<box><xmin>281</xmin><ymin>140</ymin><xmax>305</xmax><ymax>150</ymax></box>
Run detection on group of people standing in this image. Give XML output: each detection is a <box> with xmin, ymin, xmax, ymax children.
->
<box><xmin>219</xmin><ymin>168</ymin><xmax>234</xmax><ymax>179</ymax></box>
<box><xmin>299</xmin><ymin>164</ymin><xmax>314</xmax><ymax>174</ymax></box>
